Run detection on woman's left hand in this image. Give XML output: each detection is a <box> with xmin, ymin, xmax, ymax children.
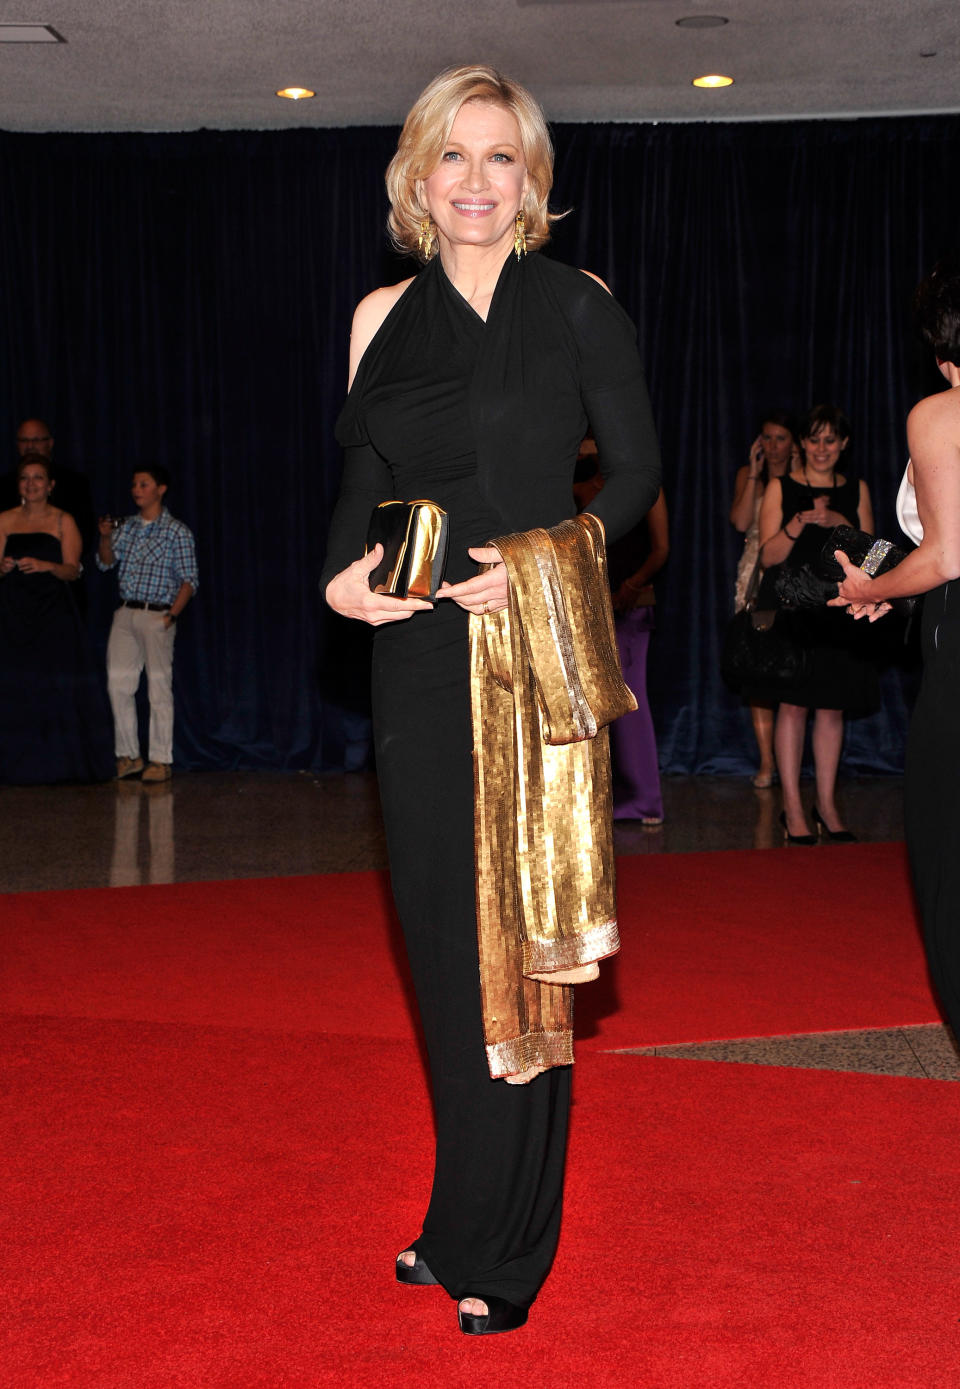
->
<box><xmin>828</xmin><ymin>549</ymin><xmax>892</xmax><ymax>621</ymax></box>
<box><xmin>799</xmin><ymin>496</ymin><xmax>846</xmax><ymax>529</ymax></box>
<box><xmin>437</xmin><ymin>546</ymin><xmax>509</xmax><ymax>614</ymax></box>
<box><xmin>16</xmin><ymin>556</ymin><xmax>47</xmax><ymax>574</ymax></box>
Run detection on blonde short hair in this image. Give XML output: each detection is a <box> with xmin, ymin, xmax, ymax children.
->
<box><xmin>386</xmin><ymin>64</ymin><xmax>558</xmax><ymax>262</ymax></box>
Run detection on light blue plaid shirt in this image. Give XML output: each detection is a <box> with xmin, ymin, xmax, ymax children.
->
<box><xmin>96</xmin><ymin>507</ymin><xmax>198</xmax><ymax>605</ymax></box>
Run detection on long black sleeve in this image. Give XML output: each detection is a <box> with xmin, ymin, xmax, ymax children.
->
<box><xmin>319</xmin><ymin>441</ymin><xmax>392</xmax><ymax>600</ymax></box>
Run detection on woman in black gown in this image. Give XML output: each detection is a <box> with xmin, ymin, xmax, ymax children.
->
<box><xmin>834</xmin><ymin>258</ymin><xmax>960</xmax><ymax>1038</ymax></box>
<box><xmin>0</xmin><ymin>455</ymin><xmax>113</xmax><ymax>784</ymax></box>
<box><xmin>321</xmin><ymin>65</ymin><xmax>660</xmax><ymax>1334</ymax></box>
<box><xmin>756</xmin><ymin>405</ymin><xmax>876</xmax><ymax>843</ymax></box>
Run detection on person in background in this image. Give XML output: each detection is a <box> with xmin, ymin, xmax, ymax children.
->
<box><xmin>729</xmin><ymin>411</ymin><xmax>797</xmax><ymax>788</ymax></box>
<box><xmin>832</xmin><ymin>256</ymin><xmax>960</xmax><ymax>1037</ymax></box>
<box><xmin>0</xmin><ymin>454</ymin><xmax>112</xmax><ymax>783</ymax></box>
<box><xmin>757</xmin><ymin>405</ymin><xmax>876</xmax><ymax>844</ymax></box>
<box><xmin>96</xmin><ymin>466</ymin><xmax>198</xmax><ymax>784</ymax></box>
<box><xmin>1</xmin><ymin>418</ymin><xmax>97</xmax><ymax>551</ymax></box>
<box><xmin>575</xmin><ymin>436</ymin><xmax>668</xmax><ymax>824</ymax></box>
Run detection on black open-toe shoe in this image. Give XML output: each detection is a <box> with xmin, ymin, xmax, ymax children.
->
<box><xmin>395</xmin><ymin>1251</ymin><xmax>438</xmax><ymax>1286</ymax></box>
<box><xmin>457</xmin><ymin>1295</ymin><xmax>528</xmax><ymax>1336</ymax></box>
<box><xmin>812</xmin><ymin>806</ymin><xmax>858</xmax><ymax>843</ymax></box>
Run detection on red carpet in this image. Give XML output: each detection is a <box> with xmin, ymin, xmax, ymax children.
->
<box><xmin>4</xmin><ymin>844</ymin><xmax>956</xmax><ymax>1386</ymax></box>
<box><xmin>5</xmin><ymin>1021</ymin><xmax>960</xmax><ymax>1387</ymax></box>
<box><xmin>2</xmin><ymin>843</ymin><xmax>939</xmax><ymax>1045</ymax></box>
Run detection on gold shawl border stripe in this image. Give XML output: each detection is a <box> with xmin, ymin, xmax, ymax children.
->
<box><xmin>521</xmin><ymin>917</ymin><xmax>621</xmax><ymax>977</ymax></box>
<box><xmin>485</xmin><ymin>1028</ymin><xmax>574</xmax><ymax>1081</ymax></box>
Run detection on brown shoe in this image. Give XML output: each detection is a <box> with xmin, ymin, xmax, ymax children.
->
<box><xmin>115</xmin><ymin>756</ymin><xmax>144</xmax><ymax>780</ymax></box>
<box><xmin>142</xmin><ymin>762</ymin><xmax>172</xmax><ymax>783</ymax></box>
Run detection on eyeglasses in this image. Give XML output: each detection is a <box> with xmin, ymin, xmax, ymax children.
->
<box><xmin>17</xmin><ymin>436</ymin><xmax>51</xmax><ymax>444</ymax></box>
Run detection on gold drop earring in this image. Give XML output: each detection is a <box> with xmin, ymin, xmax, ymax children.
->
<box><xmin>418</xmin><ymin>216</ymin><xmax>435</xmax><ymax>260</ymax></box>
<box><xmin>514</xmin><ymin>209</ymin><xmax>527</xmax><ymax>261</ymax></box>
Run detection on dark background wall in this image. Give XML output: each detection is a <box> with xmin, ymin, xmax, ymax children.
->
<box><xmin>1</xmin><ymin>116</ymin><xmax>957</xmax><ymax>773</ymax></box>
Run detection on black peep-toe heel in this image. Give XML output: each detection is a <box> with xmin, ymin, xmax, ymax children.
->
<box><xmin>457</xmin><ymin>1295</ymin><xmax>528</xmax><ymax>1335</ymax></box>
<box><xmin>395</xmin><ymin>1251</ymin><xmax>438</xmax><ymax>1286</ymax></box>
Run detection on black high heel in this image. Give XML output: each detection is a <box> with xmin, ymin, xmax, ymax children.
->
<box><xmin>779</xmin><ymin>810</ymin><xmax>816</xmax><ymax>846</ymax></box>
<box><xmin>396</xmin><ymin>1251</ymin><xmax>438</xmax><ymax>1286</ymax></box>
<box><xmin>458</xmin><ymin>1295</ymin><xmax>529</xmax><ymax>1336</ymax></box>
<box><xmin>812</xmin><ymin>806</ymin><xmax>858</xmax><ymax>843</ymax></box>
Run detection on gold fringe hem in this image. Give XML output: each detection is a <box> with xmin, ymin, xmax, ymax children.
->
<box><xmin>485</xmin><ymin>1029</ymin><xmax>574</xmax><ymax>1081</ymax></box>
<box><xmin>521</xmin><ymin>919</ymin><xmax>621</xmax><ymax>978</ymax></box>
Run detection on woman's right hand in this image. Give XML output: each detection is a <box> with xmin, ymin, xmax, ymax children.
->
<box><xmin>748</xmin><ymin>436</ymin><xmax>764</xmax><ymax>475</ymax></box>
<box><xmin>324</xmin><ymin>544</ymin><xmax>434</xmax><ymax>626</ymax></box>
<box><xmin>0</xmin><ymin>555</ymin><xmax>15</xmax><ymax>575</ymax></box>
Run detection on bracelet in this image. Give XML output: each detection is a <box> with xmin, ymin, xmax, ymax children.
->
<box><xmin>783</xmin><ymin>525</ymin><xmax>799</xmax><ymax>541</ymax></box>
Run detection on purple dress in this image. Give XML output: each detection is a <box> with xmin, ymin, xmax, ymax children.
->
<box><xmin>606</xmin><ymin>521</ymin><xmax>663</xmax><ymax>821</ymax></box>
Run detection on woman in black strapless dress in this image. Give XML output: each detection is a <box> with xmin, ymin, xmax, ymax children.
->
<box><xmin>835</xmin><ymin>258</ymin><xmax>960</xmax><ymax>1040</ymax></box>
<box><xmin>321</xmin><ymin>66</ymin><xmax>660</xmax><ymax>1335</ymax></box>
<box><xmin>756</xmin><ymin>405</ymin><xmax>877</xmax><ymax>843</ymax></box>
<box><xmin>0</xmin><ymin>455</ymin><xmax>113</xmax><ymax>783</ymax></box>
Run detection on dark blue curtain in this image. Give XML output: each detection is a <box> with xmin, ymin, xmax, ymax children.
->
<box><xmin>1</xmin><ymin>116</ymin><xmax>957</xmax><ymax>773</ymax></box>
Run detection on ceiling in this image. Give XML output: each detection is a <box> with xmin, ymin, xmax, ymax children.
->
<box><xmin>0</xmin><ymin>0</ymin><xmax>957</xmax><ymax>133</ymax></box>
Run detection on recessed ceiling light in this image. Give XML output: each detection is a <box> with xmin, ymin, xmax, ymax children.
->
<box><xmin>676</xmin><ymin>15</ymin><xmax>728</xmax><ymax>28</ymax></box>
<box><xmin>276</xmin><ymin>87</ymin><xmax>315</xmax><ymax>101</ymax></box>
<box><xmin>692</xmin><ymin>74</ymin><xmax>734</xmax><ymax>88</ymax></box>
<box><xmin>0</xmin><ymin>23</ymin><xmax>65</xmax><ymax>42</ymax></box>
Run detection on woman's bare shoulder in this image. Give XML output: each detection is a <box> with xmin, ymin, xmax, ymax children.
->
<box><xmin>348</xmin><ymin>279</ymin><xmax>416</xmax><ymax>385</ymax></box>
<box><xmin>909</xmin><ymin>386</ymin><xmax>960</xmax><ymax>435</ymax></box>
<box><xmin>579</xmin><ymin>269</ymin><xmax>610</xmax><ymax>293</ymax></box>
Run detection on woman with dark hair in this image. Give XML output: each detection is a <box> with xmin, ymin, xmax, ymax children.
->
<box><xmin>0</xmin><ymin>455</ymin><xmax>112</xmax><ymax>783</ymax></box>
<box><xmin>729</xmin><ymin>411</ymin><xmax>797</xmax><ymax>787</ymax></box>
<box><xmin>321</xmin><ymin>66</ymin><xmax>660</xmax><ymax>1334</ymax></box>
<box><xmin>833</xmin><ymin>256</ymin><xmax>960</xmax><ymax>1035</ymax></box>
<box><xmin>756</xmin><ymin>405</ymin><xmax>877</xmax><ymax>843</ymax></box>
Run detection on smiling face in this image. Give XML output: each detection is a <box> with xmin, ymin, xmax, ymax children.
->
<box><xmin>801</xmin><ymin>426</ymin><xmax>848</xmax><ymax>476</ymax></box>
<box><xmin>419</xmin><ymin>100</ymin><xmax>529</xmax><ymax>258</ymax></box>
<box><xmin>17</xmin><ymin>459</ymin><xmax>53</xmax><ymax>505</ymax></box>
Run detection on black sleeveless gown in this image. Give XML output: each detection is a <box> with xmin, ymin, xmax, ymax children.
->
<box><xmin>0</xmin><ymin>532</ymin><xmax>113</xmax><ymax>784</ymax></box>
<box><xmin>754</xmin><ymin>473</ymin><xmax>879</xmax><ymax>712</ymax></box>
<box><xmin>323</xmin><ymin>252</ymin><xmax>661</xmax><ymax>1307</ymax></box>
<box><xmin>905</xmin><ymin>581</ymin><xmax>960</xmax><ymax>1037</ymax></box>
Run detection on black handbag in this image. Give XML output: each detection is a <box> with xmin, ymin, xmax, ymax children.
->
<box><xmin>721</xmin><ymin>558</ymin><xmax>809</xmax><ymax>693</ymax></box>
<box><xmin>365</xmin><ymin>500</ymin><xmax>449</xmax><ymax>603</ymax></box>
<box><xmin>774</xmin><ymin>525</ymin><xmax>914</xmax><ymax>617</ymax></box>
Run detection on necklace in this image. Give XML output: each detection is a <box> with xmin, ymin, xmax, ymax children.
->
<box><xmin>801</xmin><ymin>464</ymin><xmax>835</xmax><ymax>490</ymax></box>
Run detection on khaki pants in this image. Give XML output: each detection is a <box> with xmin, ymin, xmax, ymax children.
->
<box><xmin>106</xmin><ymin>605</ymin><xmax>177</xmax><ymax>764</ymax></box>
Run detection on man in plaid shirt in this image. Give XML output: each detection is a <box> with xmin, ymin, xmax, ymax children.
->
<box><xmin>96</xmin><ymin>466</ymin><xmax>198</xmax><ymax>782</ymax></box>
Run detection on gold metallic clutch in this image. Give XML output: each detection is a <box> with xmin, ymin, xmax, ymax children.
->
<box><xmin>365</xmin><ymin>500</ymin><xmax>449</xmax><ymax>603</ymax></box>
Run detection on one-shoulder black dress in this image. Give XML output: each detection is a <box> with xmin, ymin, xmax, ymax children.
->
<box><xmin>322</xmin><ymin>251</ymin><xmax>660</xmax><ymax>1308</ymax></box>
<box><xmin>0</xmin><ymin>532</ymin><xmax>113</xmax><ymax>784</ymax></box>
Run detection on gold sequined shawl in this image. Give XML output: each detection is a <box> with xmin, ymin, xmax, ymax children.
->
<box><xmin>469</xmin><ymin>512</ymin><xmax>637</xmax><ymax>1081</ymax></box>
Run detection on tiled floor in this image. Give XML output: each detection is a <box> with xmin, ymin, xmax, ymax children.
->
<box><xmin>5</xmin><ymin>766</ymin><xmax>951</xmax><ymax>1080</ymax></box>
<box><xmin>0</xmin><ymin>769</ymin><xmax>905</xmax><ymax>893</ymax></box>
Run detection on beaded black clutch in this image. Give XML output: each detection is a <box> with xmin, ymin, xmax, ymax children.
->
<box><xmin>774</xmin><ymin>525</ymin><xmax>913</xmax><ymax>615</ymax></box>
